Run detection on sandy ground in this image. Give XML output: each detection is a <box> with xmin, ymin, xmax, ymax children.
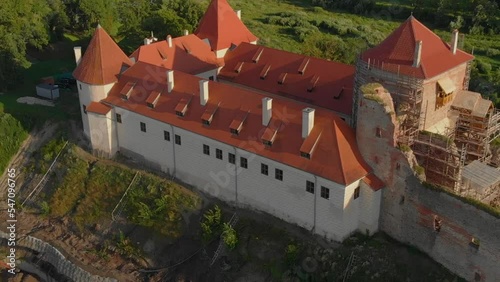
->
<box><xmin>16</xmin><ymin>97</ymin><xmax>54</xmax><ymax>107</ymax></box>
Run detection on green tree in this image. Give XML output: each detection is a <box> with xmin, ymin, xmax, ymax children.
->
<box><xmin>200</xmin><ymin>205</ymin><xmax>222</xmax><ymax>243</ymax></box>
<box><xmin>142</xmin><ymin>9</ymin><xmax>188</xmax><ymax>38</ymax></box>
<box><xmin>0</xmin><ymin>0</ymin><xmax>51</xmax><ymax>90</ymax></box>
<box><xmin>161</xmin><ymin>0</ymin><xmax>204</xmax><ymax>32</ymax></box>
<box><xmin>222</xmin><ymin>223</ymin><xmax>237</xmax><ymax>250</ymax></box>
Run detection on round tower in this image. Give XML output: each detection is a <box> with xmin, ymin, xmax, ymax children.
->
<box><xmin>72</xmin><ymin>25</ymin><xmax>133</xmax><ymax>138</ymax></box>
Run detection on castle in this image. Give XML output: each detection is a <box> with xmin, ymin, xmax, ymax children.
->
<box><xmin>72</xmin><ymin>0</ymin><xmax>499</xmax><ymax>248</ymax></box>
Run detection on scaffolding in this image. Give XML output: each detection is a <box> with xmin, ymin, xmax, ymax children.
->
<box><xmin>354</xmin><ymin>58</ymin><xmax>424</xmax><ymax>145</ymax></box>
<box><xmin>412</xmin><ymin>132</ymin><xmax>463</xmax><ymax>190</ymax></box>
<box><xmin>354</xmin><ymin>57</ymin><xmax>500</xmax><ymax>191</ymax></box>
<box><xmin>452</xmin><ymin>107</ymin><xmax>500</xmax><ymax>164</ymax></box>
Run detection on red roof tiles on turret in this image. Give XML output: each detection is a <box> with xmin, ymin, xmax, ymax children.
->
<box><xmin>361</xmin><ymin>16</ymin><xmax>474</xmax><ymax>79</ymax></box>
<box><xmin>73</xmin><ymin>25</ymin><xmax>133</xmax><ymax>85</ymax></box>
<box><xmin>194</xmin><ymin>0</ymin><xmax>258</xmax><ymax>51</ymax></box>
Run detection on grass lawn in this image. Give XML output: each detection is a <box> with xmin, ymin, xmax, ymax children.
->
<box><xmin>226</xmin><ymin>0</ymin><xmax>500</xmax><ymax>67</ymax></box>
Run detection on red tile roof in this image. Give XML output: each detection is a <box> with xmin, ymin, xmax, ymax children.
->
<box><xmin>102</xmin><ymin>62</ymin><xmax>374</xmax><ymax>185</ymax></box>
<box><xmin>87</xmin><ymin>101</ymin><xmax>112</xmax><ymax>115</ymax></box>
<box><xmin>130</xmin><ymin>34</ymin><xmax>223</xmax><ymax>74</ymax></box>
<box><xmin>73</xmin><ymin>26</ymin><xmax>133</xmax><ymax>85</ymax></box>
<box><xmin>194</xmin><ymin>0</ymin><xmax>258</xmax><ymax>51</ymax></box>
<box><xmin>362</xmin><ymin>173</ymin><xmax>385</xmax><ymax>191</ymax></box>
<box><xmin>219</xmin><ymin>43</ymin><xmax>355</xmax><ymax>116</ymax></box>
<box><xmin>361</xmin><ymin>16</ymin><xmax>474</xmax><ymax>79</ymax></box>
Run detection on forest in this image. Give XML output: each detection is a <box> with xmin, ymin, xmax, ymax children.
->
<box><xmin>0</xmin><ymin>0</ymin><xmax>499</xmax><ymax>103</ymax></box>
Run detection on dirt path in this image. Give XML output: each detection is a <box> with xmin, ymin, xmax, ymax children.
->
<box><xmin>0</xmin><ymin>122</ymin><xmax>60</xmax><ymax>209</ymax></box>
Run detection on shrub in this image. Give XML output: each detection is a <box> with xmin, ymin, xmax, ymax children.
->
<box><xmin>284</xmin><ymin>243</ymin><xmax>299</xmax><ymax>267</ymax></box>
<box><xmin>486</xmin><ymin>48</ymin><xmax>500</xmax><ymax>57</ymax></box>
<box><xmin>222</xmin><ymin>223</ymin><xmax>238</xmax><ymax>250</ymax></box>
<box><xmin>201</xmin><ymin>205</ymin><xmax>222</xmax><ymax>243</ymax></box>
<box><xmin>414</xmin><ymin>165</ymin><xmax>425</xmax><ymax>175</ymax></box>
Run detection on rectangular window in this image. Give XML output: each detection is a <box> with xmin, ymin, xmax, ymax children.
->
<box><xmin>228</xmin><ymin>153</ymin><xmax>235</xmax><ymax>164</ymax></box>
<box><xmin>164</xmin><ymin>130</ymin><xmax>170</xmax><ymax>141</ymax></box>
<box><xmin>116</xmin><ymin>113</ymin><xmax>122</xmax><ymax>123</ymax></box>
<box><xmin>306</xmin><ymin>181</ymin><xmax>315</xmax><ymax>194</ymax></box>
<box><xmin>82</xmin><ymin>105</ymin><xmax>87</xmax><ymax>114</ymax></box>
<box><xmin>354</xmin><ymin>187</ymin><xmax>360</xmax><ymax>199</ymax></box>
<box><xmin>140</xmin><ymin>122</ymin><xmax>146</xmax><ymax>132</ymax></box>
<box><xmin>216</xmin><ymin>149</ymin><xmax>223</xmax><ymax>160</ymax></box>
<box><xmin>321</xmin><ymin>186</ymin><xmax>330</xmax><ymax>199</ymax></box>
<box><xmin>203</xmin><ymin>144</ymin><xmax>210</xmax><ymax>155</ymax></box>
<box><xmin>275</xmin><ymin>168</ymin><xmax>283</xmax><ymax>181</ymax></box>
<box><xmin>175</xmin><ymin>134</ymin><xmax>181</xmax><ymax>145</ymax></box>
<box><xmin>240</xmin><ymin>157</ymin><xmax>248</xmax><ymax>169</ymax></box>
<box><xmin>261</xmin><ymin>163</ymin><xmax>268</xmax><ymax>175</ymax></box>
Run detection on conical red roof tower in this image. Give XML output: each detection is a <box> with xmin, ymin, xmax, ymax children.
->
<box><xmin>362</xmin><ymin>16</ymin><xmax>473</xmax><ymax>79</ymax></box>
<box><xmin>73</xmin><ymin>25</ymin><xmax>133</xmax><ymax>85</ymax></box>
<box><xmin>195</xmin><ymin>0</ymin><xmax>258</xmax><ymax>51</ymax></box>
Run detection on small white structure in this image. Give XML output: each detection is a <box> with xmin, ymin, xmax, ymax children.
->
<box><xmin>35</xmin><ymin>84</ymin><xmax>59</xmax><ymax>100</ymax></box>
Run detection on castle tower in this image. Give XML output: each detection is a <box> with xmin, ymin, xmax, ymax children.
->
<box><xmin>195</xmin><ymin>0</ymin><xmax>258</xmax><ymax>58</ymax></box>
<box><xmin>72</xmin><ymin>25</ymin><xmax>133</xmax><ymax>138</ymax></box>
<box><xmin>353</xmin><ymin>16</ymin><xmax>474</xmax><ymax>137</ymax></box>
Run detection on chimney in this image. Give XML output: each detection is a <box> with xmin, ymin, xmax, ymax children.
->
<box><xmin>262</xmin><ymin>98</ymin><xmax>272</xmax><ymax>126</ymax></box>
<box><xmin>167</xmin><ymin>35</ymin><xmax>173</xmax><ymax>48</ymax></box>
<box><xmin>184</xmin><ymin>30</ymin><xmax>189</xmax><ymax>36</ymax></box>
<box><xmin>144</xmin><ymin>38</ymin><xmax>151</xmax><ymax>45</ymax></box>
<box><xmin>236</xmin><ymin>10</ymin><xmax>241</xmax><ymax>20</ymax></box>
<box><xmin>302</xmin><ymin>108</ymin><xmax>315</xmax><ymax>138</ymax></box>
<box><xmin>167</xmin><ymin>70</ymin><xmax>174</xmax><ymax>93</ymax></box>
<box><xmin>73</xmin><ymin>47</ymin><xmax>82</xmax><ymax>66</ymax></box>
<box><xmin>200</xmin><ymin>80</ymin><xmax>209</xmax><ymax>106</ymax></box>
<box><xmin>302</xmin><ymin>108</ymin><xmax>314</xmax><ymax>138</ymax></box>
<box><xmin>451</xmin><ymin>29</ymin><xmax>459</xmax><ymax>55</ymax></box>
<box><xmin>413</xmin><ymin>40</ymin><xmax>422</xmax><ymax>67</ymax></box>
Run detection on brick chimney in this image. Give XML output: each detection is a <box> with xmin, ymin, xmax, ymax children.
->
<box><xmin>413</xmin><ymin>40</ymin><xmax>422</xmax><ymax>67</ymax></box>
<box><xmin>167</xmin><ymin>70</ymin><xmax>174</xmax><ymax>93</ymax></box>
<box><xmin>200</xmin><ymin>80</ymin><xmax>209</xmax><ymax>106</ymax></box>
<box><xmin>302</xmin><ymin>108</ymin><xmax>315</xmax><ymax>138</ymax></box>
<box><xmin>262</xmin><ymin>98</ymin><xmax>272</xmax><ymax>126</ymax></box>
<box><xmin>73</xmin><ymin>47</ymin><xmax>82</xmax><ymax>66</ymax></box>
<box><xmin>451</xmin><ymin>30</ymin><xmax>459</xmax><ymax>55</ymax></box>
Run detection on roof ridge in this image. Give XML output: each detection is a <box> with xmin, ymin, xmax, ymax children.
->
<box><xmin>332</xmin><ymin>119</ymin><xmax>347</xmax><ymax>184</ymax></box>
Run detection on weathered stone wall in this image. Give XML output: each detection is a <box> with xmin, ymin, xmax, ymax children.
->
<box><xmin>356</xmin><ymin>85</ymin><xmax>500</xmax><ymax>282</ymax></box>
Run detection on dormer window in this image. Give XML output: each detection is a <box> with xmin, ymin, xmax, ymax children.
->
<box><xmin>201</xmin><ymin>103</ymin><xmax>219</xmax><ymax>126</ymax></box>
<box><xmin>278</xmin><ymin>73</ymin><xmax>287</xmax><ymax>85</ymax></box>
<box><xmin>146</xmin><ymin>89</ymin><xmax>162</xmax><ymax>109</ymax></box>
<box><xmin>263</xmin><ymin>140</ymin><xmax>273</xmax><ymax>146</ymax></box>
<box><xmin>234</xmin><ymin>62</ymin><xmax>244</xmax><ymax>73</ymax></box>
<box><xmin>260</xmin><ymin>64</ymin><xmax>271</xmax><ymax>80</ymax></box>
<box><xmin>252</xmin><ymin>48</ymin><xmax>264</xmax><ymax>63</ymax></box>
<box><xmin>175</xmin><ymin>96</ymin><xmax>192</xmax><ymax>117</ymax></box>
<box><xmin>300</xmin><ymin>152</ymin><xmax>311</xmax><ymax>159</ymax></box>
<box><xmin>298</xmin><ymin>58</ymin><xmax>309</xmax><ymax>75</ymax></box>
<box><xmin>120</xmin><ymin>81</ymin><xmax>135</xmax><ymax>100</ymax></box>
<box><xmin>307</xmin><ymin>75</ymin><xmax>319</xmax><ymax>92</ymax></box>
<box><xmin>230</xmin><ymin>110</ymin><xmax>249</xmax><ymax>136</ymax></box>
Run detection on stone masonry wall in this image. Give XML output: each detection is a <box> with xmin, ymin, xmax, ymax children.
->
<box><xmin>356</xmin><ymin>84</ymin><xmax>500</xmax><ymax>282</ymax></box>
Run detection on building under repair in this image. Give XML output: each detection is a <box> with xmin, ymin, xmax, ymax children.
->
<box><xmin>354</xmin><ymin>16</ymin><xmax>500</xmax><ymax>200</ymax></box>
